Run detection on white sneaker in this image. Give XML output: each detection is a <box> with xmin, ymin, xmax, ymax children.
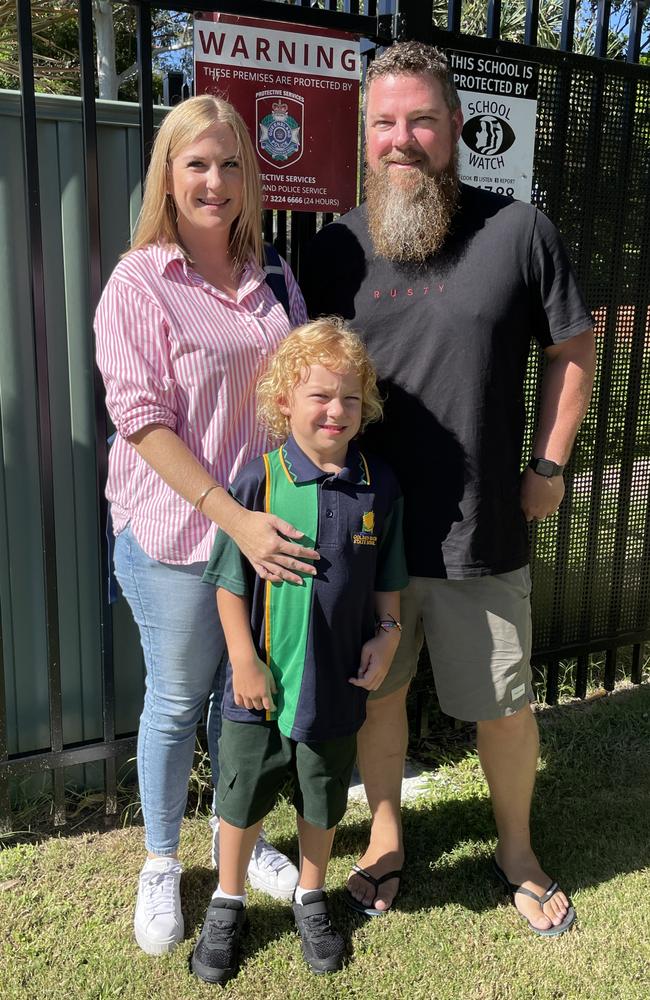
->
<box><xmin>210</xmin><ymin>816</ymin><xmax>299</xmax><ymax>900</ymax></box>
<box><xmin>134</xmin><ymin>857</ymin><xmax>184</xmax><ymax>955</ymax></box>
<box><xmin>247</xmin><ymin>831</ymin><xmax>299</xmax><ymax>900</ymax></box>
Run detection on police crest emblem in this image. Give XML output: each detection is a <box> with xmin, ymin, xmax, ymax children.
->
<box><xmin>256</xmin><ymin>91</ymin><xmax>304</xmax><ymax>168</ymax></box>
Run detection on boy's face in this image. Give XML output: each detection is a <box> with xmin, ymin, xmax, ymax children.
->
<box><xmin>281</xmin><ymin>364</ymin><xmax>363</xmax><ymax>470</ymax></box>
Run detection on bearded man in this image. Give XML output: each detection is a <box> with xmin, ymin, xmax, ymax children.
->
<box><xmin>301</xmin><ymin>42</ymin><xmax>595</xmax><ymax>935</ymax></box>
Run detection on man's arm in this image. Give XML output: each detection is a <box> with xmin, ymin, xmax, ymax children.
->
<box><xmin>520</xmin><ymin>328</ymin><xmax>596</xmax><ymax>521</ymax></box>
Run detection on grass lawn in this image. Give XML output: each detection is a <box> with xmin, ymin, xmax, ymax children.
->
<box><xmin>1</xmin><ymin>685</ymin><xmax>649</xmax><ymax>1000</ymax></box>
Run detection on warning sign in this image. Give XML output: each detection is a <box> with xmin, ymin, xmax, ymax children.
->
<box><xmin>194</xmin><ymin>13</ymin><xmax>360</xmax><ymax>213</ymax></box>
<box><xmin>448</xmin><ymin>50</ymin><xmax>539</xmax><ymax>202</ymax></box>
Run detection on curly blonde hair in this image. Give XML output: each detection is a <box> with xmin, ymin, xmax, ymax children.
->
<box><xmin>257</xmin><ymin>317</ymin><xmax>383</xmax><ymax>440</ymax></box>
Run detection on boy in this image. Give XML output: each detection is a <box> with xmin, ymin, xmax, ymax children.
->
<box><xmin>192</xmin><ymin>318</ymin><xmax>408</xmax><ymax>985</ymax></box>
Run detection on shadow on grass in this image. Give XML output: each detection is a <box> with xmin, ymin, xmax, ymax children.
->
<box><xmin>333</xmin><ymin>685</ymin><xmax>650</xmax><ymax>919</ymax></box>
<box><xmin>3</xmin><ymin>686</ymin><xmax>649</xmax><ymax>938</ymax></box>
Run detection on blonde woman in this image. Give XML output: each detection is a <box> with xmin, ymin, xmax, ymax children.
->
<box><xmin>95</xmin><ymin>95</ymin><xmax>316</xmax><ymax>956</ymax></box>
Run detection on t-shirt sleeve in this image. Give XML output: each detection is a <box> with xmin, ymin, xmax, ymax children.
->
<box><xmin>202</xmin><ymin>529</ymin><xmax>249</xmax><ymax>596</ymax></box>
<box><xmin>528</xmin><ymin>209</ymin><xmax>594</xmax><ymax>348</ymax></box>
<box><xmin>375</xmin><ymin>495</ymin><xmax>409</xmax><ymax>592</ymax></box>
<box><xmin>201</xmin><ymin>457</ymin><xmax>267</xmax><ymax>595</ymax></box>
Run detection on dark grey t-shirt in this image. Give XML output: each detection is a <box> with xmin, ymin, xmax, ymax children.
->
<box><xmin>301</xmin><ymin>184</ymin><xmax>593</xmax><ymax>579</ymax></box>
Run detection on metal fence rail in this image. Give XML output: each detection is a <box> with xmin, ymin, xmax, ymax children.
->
<box><xmin>1</xmin><ymin>0</ymin><xmax>649</xmax><ymax>830</ymax></box>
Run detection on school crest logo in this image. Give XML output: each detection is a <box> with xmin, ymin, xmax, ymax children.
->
<box><xmin>256</xmin><ymin>91</ymin><xmax>304</xmax><ymax>168</ymax></box>
<box><xmin>354</xmin><ymin>510</ymin><xmax>377</xmax><ymax>546</ymax></box>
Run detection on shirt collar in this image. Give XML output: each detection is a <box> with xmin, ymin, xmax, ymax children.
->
<box><xmin>153</xmin><ymin>243</ymin><xmax>264</xmax><ymax>295</ymax></box>
<box><xmin>279</xmin><ymin>435</ymin><xmax>371</xmax><ymax>486</ymax></box>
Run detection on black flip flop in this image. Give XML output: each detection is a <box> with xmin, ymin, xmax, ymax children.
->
<box><xmin>492</xmin><ymin>857</ymin><xmax>576</xmax><ymax>936</ymax></box>
<box><xmin>344</xmin><ymin>863</ymin><xmax>402</xmax><ymax>917</ymax></box>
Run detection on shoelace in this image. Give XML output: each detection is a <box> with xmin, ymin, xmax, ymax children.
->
<box><xmin>303</xmin><ymin>912</ymin><xmax>335</xmax><ymax>940</ymax></box>
<box><xmin>252</xmin><ymin>836</ymin><xmax>291</xmax><ymax>873</ymax></box>
<box><xmin>141</xmin><ymin>871</ymin><xmax>178</xmax><ymax>916</ymax></box>
<box><xmin>207</xmin><ymin>918</ymin><xmax>237</xmax><ymax>943</ymax></box>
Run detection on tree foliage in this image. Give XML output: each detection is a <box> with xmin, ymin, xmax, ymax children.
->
<box><xmin>0</xmin><ymin>2</ymin><xmax>191</xmax><ymax>99</ymax></box>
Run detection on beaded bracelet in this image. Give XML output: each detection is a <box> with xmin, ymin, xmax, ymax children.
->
<box><xmin>376</xmin><ymin>613</ymin><xmax>402</xmax><ymax>633</ymax></box>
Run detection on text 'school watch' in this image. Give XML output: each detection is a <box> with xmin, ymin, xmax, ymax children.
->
<box><xmin>528</xmin><ymin>457</ymin><xmax>565</xmax><ymax>478</ymax></box>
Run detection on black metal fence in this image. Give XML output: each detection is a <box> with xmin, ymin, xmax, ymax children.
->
<box><xmin>1</xmin><ymin>0</ymin><xmax>649</xmax><ymax>830</ymax></box>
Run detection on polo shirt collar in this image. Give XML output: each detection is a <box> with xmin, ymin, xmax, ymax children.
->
<box><xmin>280</xmin><ymin>435</ymin><xmax>370</xmax><ymax>486</ymax></box>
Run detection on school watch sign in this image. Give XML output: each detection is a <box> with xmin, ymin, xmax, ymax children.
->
<box><xmin>194</xmin><ymin>13</ymin><xmax>360</xmax><ymax>213</ymax></box>
<box><xmin>449</xmin><ymin>50</ymin><xmax>539</xmax><ymax>202</ymax></box>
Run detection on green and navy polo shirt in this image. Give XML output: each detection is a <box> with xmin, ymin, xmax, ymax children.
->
<box><xmin>203</xmin><ymin>435</ymin><xmax>408</xmax><ymax>742</ymax></box>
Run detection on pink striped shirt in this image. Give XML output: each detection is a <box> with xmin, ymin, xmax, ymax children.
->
<box><xmin>94</xmin><ymin>243</ymin><xmax>307</xmax><ymax>564</ymax></box>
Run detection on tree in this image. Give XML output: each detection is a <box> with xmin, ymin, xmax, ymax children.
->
<box><xmin>431</xmin><ymin>0</ymin><xmax>642</xmax><ymax>59</ymax></box>
<box><xmin>0</xmin><ymin>2</ymin><xmax>192</xmax><ymax>100</ymax></box>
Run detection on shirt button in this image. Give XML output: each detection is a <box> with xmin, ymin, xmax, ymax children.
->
<box><xmin>325</xmin><ymin>509</ymin><xmax>333</xmax><ymax>518</ymax></box>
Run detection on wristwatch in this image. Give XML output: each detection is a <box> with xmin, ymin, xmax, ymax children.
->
<box><xmin>528</xmin><ymin>457</ymin><xmax>565</xmax><ymax>478</ymax></box>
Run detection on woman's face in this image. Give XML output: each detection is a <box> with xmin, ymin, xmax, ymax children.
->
<box><xmin>167</xmin><ymin>123</ymin><xmax>244</xmax><ymax>246</ymax></box>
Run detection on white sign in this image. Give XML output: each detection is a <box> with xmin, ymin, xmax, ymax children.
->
<box><xmin>449</xmin><ymin>50</ymin><xmax>539</xmax><ymax>202</ymax></box>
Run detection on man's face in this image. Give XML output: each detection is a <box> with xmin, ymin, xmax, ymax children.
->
<box><xmin>365</xmin><ymin>72</ymin><xmax>463</xmax><ymax>181</ymax></box>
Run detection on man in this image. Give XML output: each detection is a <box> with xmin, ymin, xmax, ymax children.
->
<box><xmin>301</xmin><ymin>41</ymin><xmax>595</xmax><ymax>934</ymax></box>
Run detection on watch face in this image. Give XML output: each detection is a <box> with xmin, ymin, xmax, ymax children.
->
<box><xmin>531</xmin><ymin>458</ymin><xmax>562</xmax><ymax>477</ymax></box>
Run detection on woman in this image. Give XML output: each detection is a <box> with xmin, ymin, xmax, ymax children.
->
<box><xmin>94</xmin><ymin>95</ymin><xmax>317</xmax><ymax>956</ymax></box>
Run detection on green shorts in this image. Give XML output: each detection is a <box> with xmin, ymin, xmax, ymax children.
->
<box><xmin>216</xmin><ymin>719</ymin><xmax>357</xmax><ymax>830</ymax></box>
<box><xmin>369</xmin><ymin>567</ymin><xmax>534</xmax><ymax>721</ymax></box>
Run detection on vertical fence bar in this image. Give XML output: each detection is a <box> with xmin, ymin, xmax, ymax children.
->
<box><xmin>626</xmin><ymin>0</ymin><xmax>645</xmax><ymax>64</ymax></box>
<box><xmin>275</xmin><ymin>212</ymin><xmax>287</xmax><ymax>258</ymax></box>
<box><xmin>136</xmin><ymin>1</ymin><xmax>154</xmax><ymax>181</ymax></box>
<box><xmin>594</xmin><ymin>0</ymin><xmax>611</xmax><ymax>58</ymax></box>
<box><xmin>560</xmin><ymin>0</ymin><xmax>577</xmax><ymax>51</ymax></box>
<box><xmin>447</xmin><ymin>0</ymin><xmax>462</xmax><ymax>33</ymax></box>
<box><xmin>524</xmin><ymin>0</ymin><xmax>539</xmax><ymax>46</ymax></box>
<box><xmin>395</xmin><ymin>0</ymin><xmax>434</xmax><ymax>42</ymax></box>
<box><xmin>604</xmin><ymin>647</ymin><xmax>617</xmax><ymax>690</ymax></box>
<box><xmin>630</xmin><ymin>644</ymin><xmax>642</xmax><ymax>685</ymax></box>
<box><xmin>16</xmin><ymin>0</ymin><xmax>65</xmax><ymax>825</ymax></box>
<box><xmin>291</xmin><ymin>212</ymin><xmax>317</xmax><ymax>284</ymax></box>
<box><xmin>78</xmin><ymin>0</ymin><xmax>118</xmax><ymax>817</ymax></box>
<box><xmin>0</xmin><ymin>600</ymin><xmax>10</xmax><ymax>831</ymax></box>
<box><xmin>575</xmin><ymin>654</ymin><xmax>588</xmax><ymax>699</ymax></box>
<box><xmin>486</xmin><ymin>0</ymin><xmax>502</xmax><ymax>39</ymax></box>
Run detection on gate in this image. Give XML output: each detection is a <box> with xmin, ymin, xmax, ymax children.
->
<box><xmin>1</xmin><ymin>0</ymin><xmax>648</xmax><ymax>829</ymax></box>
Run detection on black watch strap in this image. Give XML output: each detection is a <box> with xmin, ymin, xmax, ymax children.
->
<box><xmin>528</xmin><ymin>457</ymin><xmax>565</xmax><ymax>478</ymax></box>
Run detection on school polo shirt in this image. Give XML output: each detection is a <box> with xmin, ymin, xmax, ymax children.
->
<box><xmin>203</xmin><ymin>436</ymin><xmax>408</xmax><ymax>742</ymax></box>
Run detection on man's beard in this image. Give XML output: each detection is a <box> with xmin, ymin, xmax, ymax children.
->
<box><xmin>365</xmin><ymin>152</ymin><xmax>460</xmax><ymax>264</ymax></box>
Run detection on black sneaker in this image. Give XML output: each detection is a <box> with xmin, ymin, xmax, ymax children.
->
<box><xmin>191</xmin><ymin>898</ymin><xmax>248</xmax><ymax>985</ymax></box>
<box><xmin>292</xmin><ymin>890</ymin><xmax>345</xmax><ymax>974</ymax></box>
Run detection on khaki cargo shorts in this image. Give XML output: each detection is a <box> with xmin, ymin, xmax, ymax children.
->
<box><xmin>369</xmin><ymin>567</ymin><xmax>534</xmax><ymax>721</ymax></box>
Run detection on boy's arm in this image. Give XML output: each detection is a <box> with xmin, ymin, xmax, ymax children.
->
<box><xmin>350</xmin><ymin>591</ymin><xmax>401</xmax><ymax>692</ymax></box>
<box><xmin>217</xmin><ymin>588</ymin><xmax>276</xmax><ymax>713</ymax></box>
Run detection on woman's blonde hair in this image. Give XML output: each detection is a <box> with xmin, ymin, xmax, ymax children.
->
<box><xmin>257</xmin><ymin>317</ymin><xmax>383</xmax><ymax>440</ymax></box>
<box><xmin>128</xmin><ymin>94</ymin><xmax>262</xmax><ymax>266</ymax></box>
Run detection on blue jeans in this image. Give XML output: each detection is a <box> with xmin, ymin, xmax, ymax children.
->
<box><xmin>113</xmin><ymin>524</ymin><xmax>225</xmax><ymax>855</ymax></box>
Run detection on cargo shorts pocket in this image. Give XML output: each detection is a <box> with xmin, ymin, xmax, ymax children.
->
<box><xmin>216</xmin><ymin>761</ymin><xmax>238</xmax><ymax>804</ymax></box>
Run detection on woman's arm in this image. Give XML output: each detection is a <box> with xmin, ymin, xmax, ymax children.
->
<box><xmin>129</xmin><ymin>424</ymin><xmax>318</xmax><ymax>583</ymax></box>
